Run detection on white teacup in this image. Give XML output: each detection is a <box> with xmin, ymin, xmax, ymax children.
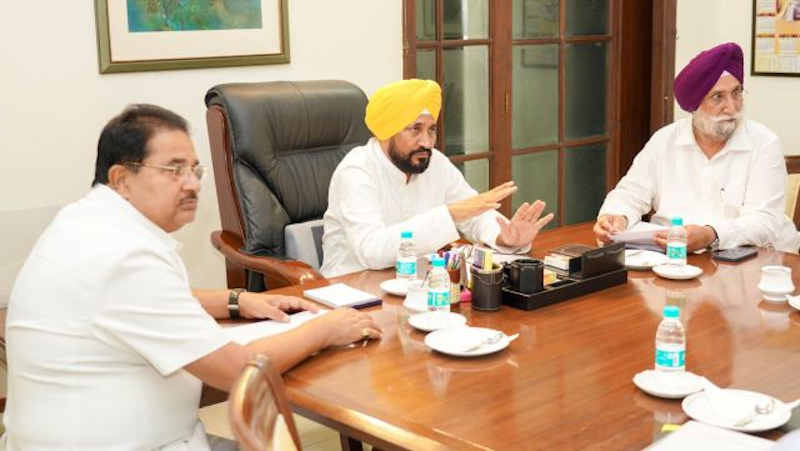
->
<box><xmin>757</xmin><ymin>265</ymin><xmax>794</xmax><ymax>302</ymax></box>
<box><xmin>404</xmin><ymin>279</ymin><xmax>427</xmax><ymax>312</ymax></box>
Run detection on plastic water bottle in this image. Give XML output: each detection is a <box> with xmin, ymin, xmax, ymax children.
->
<box><xmin>427</xmin><ymin>256</ymin><xmax>450</xmax><ymax>313</ymax></box>
<box><xmin>396</xmin><ymin>231</ymin><xmax>417</xmax><ymax>280</ymax></box>
<box><xmin>666</xmin><ymin>217</ymin><xmax>688</xmax><ymax>266</ymax></box>
<box><xmin>655</xmin><ymin>305</ymin><xmax>685</xmax><ymax>372</ymax></box>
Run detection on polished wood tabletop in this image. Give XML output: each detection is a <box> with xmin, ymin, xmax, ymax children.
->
<box><xmin>267</xmin><ymin>223</ymin><xmax>800</xmax><ymax>450</ymax></box>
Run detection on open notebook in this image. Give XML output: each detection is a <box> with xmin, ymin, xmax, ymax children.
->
<box><xmin>303</xmin><ymin>283</ymin><xmax>382</xmax><ymax>309</ymax></box>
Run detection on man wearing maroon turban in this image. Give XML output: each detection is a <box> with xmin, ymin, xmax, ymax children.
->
<box><xmin>593</xmin><ymin>42</ymin><xmax>799</xmax><ymax>253</ymax></box>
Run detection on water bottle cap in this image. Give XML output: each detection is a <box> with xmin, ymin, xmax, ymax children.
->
<box><xmin>401</xmin><ymin>231</ymin><xmax>413</xmax><ymax>238</ymax></box>
<box><xmin>671</xmin><ymin>217</ymin><xmax>684</xmax><ymax>226</ymax></box>
<box><xmin>663</xmin><ymin>305</ymin><xmax>680</xmax><ymax>318</ymax></box>
<box><xmin>431</xmin><ymin>256</ymin><xmax>445</xmax><ymax>267</ymax></box>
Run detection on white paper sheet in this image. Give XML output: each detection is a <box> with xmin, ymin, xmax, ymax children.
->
<box><xmin>644</xmin><ymin>421</ymin><xmax>774</xmax><ymax>451</ymax></box>
<box><xmin>223</xmin><ymin>310</ymin><xmax>329</xmax><ymax>345</ymax></box>
<box><xmin>611</xmin><ymin>222</ymin><xmax>668</xmax><ymax>245</ymax></box>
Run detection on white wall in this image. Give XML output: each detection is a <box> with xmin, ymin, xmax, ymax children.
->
<box><xmin>0</xmin><ymin>1</ymin><xmax>402</xmax><ymax>295</ymax></box>
<box><xmin>676</xmin><ymin>0</ymin><xmax>800</xmax><ymax>154</ymax></box>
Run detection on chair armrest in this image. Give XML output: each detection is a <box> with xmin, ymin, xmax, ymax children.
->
<box><xmin>211</xmin><ymin>231</ymin><xmax>325</xmax><ymax>288</ymax></box>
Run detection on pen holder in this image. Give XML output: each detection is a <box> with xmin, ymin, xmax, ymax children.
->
<box><xmin>470</xmin><ymin>263</ymin><xmax>504</xmax><ymax>311</ymax></box>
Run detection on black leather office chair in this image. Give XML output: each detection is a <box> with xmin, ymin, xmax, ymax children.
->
<box><xmin>205</xmin><ymin>81</ymin><xmax>371</xmax><ymax>290</ymax></box>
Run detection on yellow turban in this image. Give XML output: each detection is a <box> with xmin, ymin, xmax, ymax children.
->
<box><xmin>365</xmin><ymin>79</ymin><xmax>442</xmax><ymax>140</ymax></box>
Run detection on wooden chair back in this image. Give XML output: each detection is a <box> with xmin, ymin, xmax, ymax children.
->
<box><xmin>229</xmin><ymin>355</ymin><xmax>301</xmax><ymax>451</ymax></box>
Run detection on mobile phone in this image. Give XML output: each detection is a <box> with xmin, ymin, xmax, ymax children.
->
<box><xmin>712</xmin><ymin>246</ymin><xmax>758</xmax><ymax>262</ymax></box>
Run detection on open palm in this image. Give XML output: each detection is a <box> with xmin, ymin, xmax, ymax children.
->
<box><xmin>496</xmin><ymin>200</ymin><xmax>554</xmax><ymax>248</ymax></box>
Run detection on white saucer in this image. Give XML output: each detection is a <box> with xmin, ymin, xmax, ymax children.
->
<box><xmin>789</xmin><ymin>295</ymin><xmax>800</xmax><ymax>310</ymax></box>
<box><xmin>408</xmin><ymin>311</ymin><xmax>467</xmax><ymax>332</ymax></box>
<box><xmin>380</xmin><ymin>278</ymin><xmax>410</xmax><ymax>296</ymax></box>
<box><xmin>625</xmin><ymin>250</ymin><xmax>669</xmax><ymax>271</ymax></box>
<box><xmin>632</xmin><ymin>370</ymin><xmax>705</xmax><ymax>399</ymax></box>
<box><xmin>757</xmin><ymin>284</ymin><xmax>791</xmax><ymax>303</ymax></box>
<box><xmin>402</xmin><ymin>296</ymin><xmax>427</xmax><ymax>313</ymax></box>
<box><xmin>653</xmin><ymin>264</ymin><xmax>703</xmax><ymax>280</ymax></box>
<box><xmin>425</xmin><ymin>327</ymin><xmax>511</xmax><ymax>357</ymax></box>
<box><xmin>682</xmin><ymin>389</ymin><xmax>792</xmax><ymax>432</ymax></box>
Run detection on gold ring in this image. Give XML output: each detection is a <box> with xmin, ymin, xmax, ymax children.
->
<box><xmin>361</xmin><ymin>328</ymin><xmax>370</xmax><ymax>338</ymax></box>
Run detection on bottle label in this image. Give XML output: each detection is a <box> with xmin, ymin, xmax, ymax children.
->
<box><xmin>655</xmin><ymin>344</ymin><xmax>685</xmax><ymax>370</ymax></box>
<box><xmin>666</xmin><ymin>243</ymin><xmax>687</xmax><ymax>260</ymax></box>
<box><xmin>427</xmin><ymin>288</ymin><xmax>450</xmax><ymax>308</ymax></box>
<box><xmin>396</xmin><ymin>260</ymin><xmax>416</xmax><ymax>277</ymax></box>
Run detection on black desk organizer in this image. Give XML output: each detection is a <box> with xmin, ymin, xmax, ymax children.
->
<box><xmin>502</xmin><ymin>242</ymin><xmax>628</xmax><ymax>311</ymax></box>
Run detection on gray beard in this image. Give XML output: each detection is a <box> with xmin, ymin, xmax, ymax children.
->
<box><xmin>692</xmin><ymin>110</ymin><xmax>742</xmax><ymax>142</ymax></box>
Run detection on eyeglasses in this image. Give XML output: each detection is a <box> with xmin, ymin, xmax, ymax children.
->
<box><xmin>127</xmin><ymin>162</ymin><xmax>206</xmax><ymax>181</ymax></box>
<box><xmin>706</xmin><ymin>87</ymin><xmax>745</xmax><ymax>108</ymax></box>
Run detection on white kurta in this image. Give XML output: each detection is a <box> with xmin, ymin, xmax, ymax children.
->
<box><xmin>598</xmin><ymin>117</ymin><xmax>800</xmax><ymax>252</ymax></box>
<box><xmin>321</xmin><ymin>138</ymin><xmax>526</xmax><ymax>277</ymax></box>
<box><xmin>3</xmin><ymin>185</ymin><xmax>230</xmax><ymax>451</ymax></box>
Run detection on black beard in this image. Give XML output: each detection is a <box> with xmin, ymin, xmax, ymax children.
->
<box><xmin>388</xmin><ymin>141</ymin><xmax>432</xmax><ymax>175</ymax></box>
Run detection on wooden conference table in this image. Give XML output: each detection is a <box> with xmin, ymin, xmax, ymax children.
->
<box><xmin>259</xmin><ymin>223</ymin><xmax>800</xmax><ymax>450</ymax></box>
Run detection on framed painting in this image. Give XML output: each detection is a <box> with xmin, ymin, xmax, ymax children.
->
<box><xmin>94</xmin><ymin>0</ymin><xmax>289</xmax><ymax>73</ymax></box>
<box><xmin>752</xmin><ymin>0</ymin><xmax>800</xmax><ymax>76</ymax></box>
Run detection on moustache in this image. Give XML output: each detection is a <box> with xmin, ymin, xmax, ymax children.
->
<box><xmin>180</xmin><ymin>194</ymin><xmax>198</xmax><ymax>204</ymax></box>
<box><xmin>411</xmin><ymin>148</ymin><xmax>432</xmax><ymax>158</ymax></box>
<box><xmin>711</xmin><ymin>113</ymin><xmax>741</xmax><ymax>123</ymax></box>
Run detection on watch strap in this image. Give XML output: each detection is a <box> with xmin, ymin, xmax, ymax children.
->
<box><xmin>228</xmin><ymin>288</ymin><xmax>245</xmax><ymax>319</ymax></box>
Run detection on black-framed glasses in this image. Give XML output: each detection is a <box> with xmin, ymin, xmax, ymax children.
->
<box><xmin>127</xmin><ymin>162</ymin><xmax>206</xmax><ymax>181</ymax></box>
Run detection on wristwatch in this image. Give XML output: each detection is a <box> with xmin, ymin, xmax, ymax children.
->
<box><xmin>706</xmin><ymin>226</ymin><xmax>720</xmax><ymax>251</ymax></box>
<box><xmin>228</xmin><ymin>288</ymin><xmax>246</xmax><ymax>319</ymax></box>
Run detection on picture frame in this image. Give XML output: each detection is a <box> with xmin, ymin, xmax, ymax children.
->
<box><xmin>94</xmin><ymin>0</ymin><xmax>290</xmax><ymax>74</ymax></box>
<box><xmin>751</xmin><ymin>0</ymin><xmax>800</xmax><ymax>76</ymax></box>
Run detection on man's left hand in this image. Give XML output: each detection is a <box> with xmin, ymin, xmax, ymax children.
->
<box><xmin>495</xmin><ymin>200</ymin><xmax>554</xmax><ymax>248</ymax></box>
<box><xmin>653</xmin><ymin>224</ymin><xmax>716</xmax><ymax>252</ymax></box>
<box><xmin>238</xmin><ymin>292</ymin><xmax>320</xmax><ymax>322</ymax></box>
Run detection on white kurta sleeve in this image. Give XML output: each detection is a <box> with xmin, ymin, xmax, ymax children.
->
<box><xmin>331</xmin><ymin>166</ymin><xmax>460</xmax><ymax>270</ymax></box>
<box><xmin>91</xmin><ymin>249</ymin><xmax>230</xmax><ymax>376</ymax></box>
<box><xmin>710</xmin><ymin>137</ymin><xmax>787</xmax><ymax>249</ymax></box>
<box><xmin>597</xmin><ymin>138</ymin><xmax>658</xmax><ymax>228</ymax></box>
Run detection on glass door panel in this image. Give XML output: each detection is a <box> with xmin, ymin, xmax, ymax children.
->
<box><xmin>512</xmin><ymin>45</ymin><xmax>559</xmax><ymax>149</ymax></box>
<box><xmin>416</xmin><ymin>49</ymin><xmax>437</xmax><ymax>80</ymax></box>
<box><xmin>512</xmin><ymin>0</ymin><xmax>559</xmax><ymax>39</ymax></box>
<box><xmin>454</xmin><ymin>158</ymin><xmax>490</xmax><ymax>192</ymax></box>
<box><xmin>416</xmin><ymin>0</ymin><xmax>437</xmax><ymax>40</ymax></box>
<box><xmin>564</xmin><ymin>144</ymin><xmax>606</xmax><ymax>224</ymax></box>
<box><xmin>512</xmin><ymin>151</ymin><xmax>559</xmax><ymax>228</ymax></box>
<box><xmin>443</xmin><ymin>46</ymin><xmax>489</xmax><ymax>157</ymax></box>
<box><xmin>565</xmin><ymin>42</ymin><xmax>608</xmax><ymax>140</ymax></box>
<box><xmin>566</xmin><ymin>0</ymin><xmax>608</xmax><ymax>36</ymax></box>
<box><xmin>443</xmin><ymin>0</ymin><xmax>489</xmax><ymax>39</ymax></box>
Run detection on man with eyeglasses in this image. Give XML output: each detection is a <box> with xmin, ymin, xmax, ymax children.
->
<box><xmin>2</xmin><ymin>104</ymin><xmax>381</xmax><ymax>450</ymax></box>
<box><xmin>594</xmin><ymin>42</ymin><xmax>800</xmax><ymax>253</ymax></box>
<box><xmin>320</xmin><ymin>79</ymin><xmax>554</xmax><ymax>277</ymax></box>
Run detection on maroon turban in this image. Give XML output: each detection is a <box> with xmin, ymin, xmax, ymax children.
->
<box><xmin>673</xmin><ymin>42</ymin><xmax>744</xmax><ymax>112</ymax></box>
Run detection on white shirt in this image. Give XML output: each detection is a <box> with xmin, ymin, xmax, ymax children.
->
<box><xmin>321</xmin><ymin>138</ymin><xmax>526</xmax><ymax>277</ymax></box>
<box><xmin>3</xmin><ymin>185</ymin><xmax>230</xmax><ymax>451</ymax></box>
<box><xmin>598</xmin><ymin>118</ymin><xmax>800</xmax><ymax>252</ymax></box>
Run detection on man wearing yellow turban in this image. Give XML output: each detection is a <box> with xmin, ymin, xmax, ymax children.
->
<box><xmin>320</xmin><ymin>79</ymin><xmax>553</xmax><ymax>277</ymax></box>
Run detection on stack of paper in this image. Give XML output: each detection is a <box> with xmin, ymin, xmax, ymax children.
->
<box><xmin>303</xmin><ymin>283</ymin><xmax>381</xmax><ymax>309</ymax></box>
<box><xmin>224</xmin><ymin>310</ymin><xmax>328</xmax><ymax>345</ymax></box>
<box><xmin>644</xmin><ymin>421</ymin><xmax>773</xmax><ymax>450</ymax></box>
<box><xmin>611</xmin><ymin>222</ymin><xmax>667</xmax><ymax>251</ymax></box>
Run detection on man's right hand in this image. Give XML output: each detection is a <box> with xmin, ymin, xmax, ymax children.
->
<box><xmin>448</xmin><ymin>181</ymin><xmax>518</xmax><ymax>223</ymax></box>
<box><xmin>593</xmin><ymin>214</ymin><xmax>628</xmax><ymax>244</ymax></box>
<box><xmin>315</xmin><ymin>308</ymin><xmax>382</xmax><ymax>347</ymax></box>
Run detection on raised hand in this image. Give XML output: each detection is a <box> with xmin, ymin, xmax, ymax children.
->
<box><xmin>495</xmin><ymin>200</ymin><xmax>554</xmax><ymax>248</ymax></box>
<box><xmin>447</xmin><ymin>181</ymin><xmax>518</xmax><ymax>223</ymax></box>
